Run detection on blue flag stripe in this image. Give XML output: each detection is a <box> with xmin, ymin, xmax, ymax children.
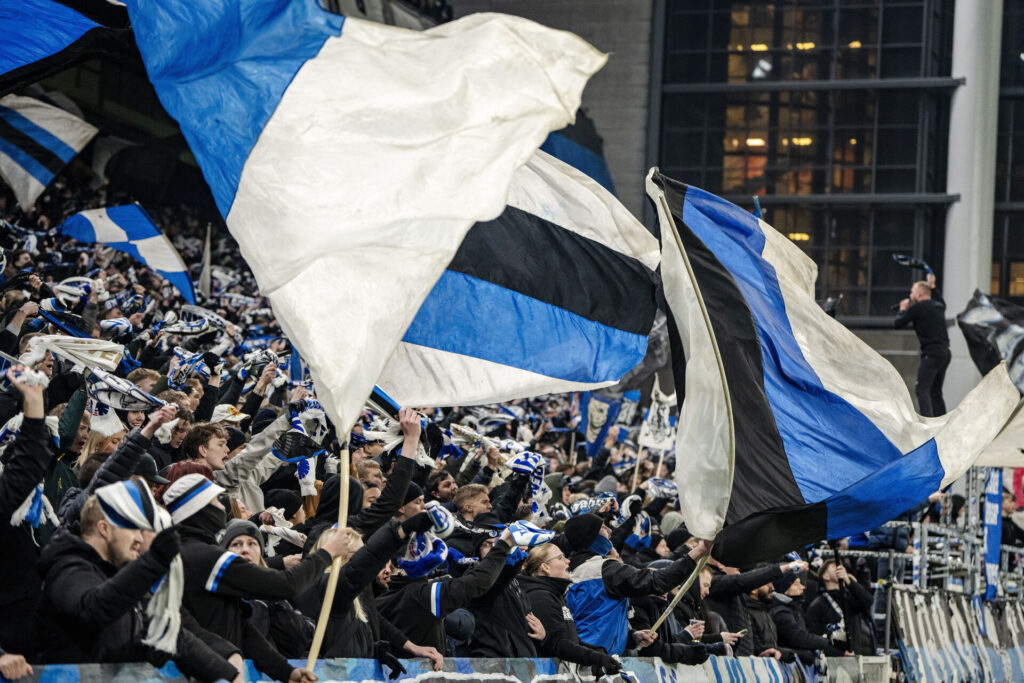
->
<box><xmin>681</xmin><ymin>187</ymin><xmax>906</xmax><ymax>503</ymax></box>
<box><xmin>126</xmin><ymin>0</ymin><xmax>344</xmax><ymax>217</ymax></box>
<box><xmin>403</xmin><ymin>270</ymin><xmax>647</xmax><ymax>383</ymax></box>
<box><xmin>0</xmin><ymin>104</ymin><xmax>79</xmax><ymax>162</ymax></box>
<box><xmin>0</xmin><ymin>0</ymin><xmax>98</xmax><ymax>77</ymax></box>
<box><xmin>823</xmin><ymin>438</ymin><xmax>942</xmax><ymax>538</ymax></box>
<box><xmin>0</xmin><ymin>133</ymin><xmax>55</xmax><ymax>187</ymax></box>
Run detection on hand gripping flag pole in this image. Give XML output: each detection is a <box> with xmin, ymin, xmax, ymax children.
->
<box><xmin>647</xmin><ymin>553</ymin><xmax>711</xmax><ymax>637</ymax></box>
<box><xmin>305</xmin><ymin>439</ymin><xmax>351</xmax><ymax>670</ymax></box>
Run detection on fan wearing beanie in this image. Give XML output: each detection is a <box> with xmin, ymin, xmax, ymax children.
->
<box><xmin>165</xmin><ymin>473</ymin><xmax>350</xmax><ymax>682</ymax></box>
<box><xmin>218</xmin><ymin>520</ymin><xmax>316</xmax><ymax>660</ymax></box>
<box><xmin>33</xmin><ymin>478</ymin><xmax>242</xmax><ymax>683</ymax></box>
<box><xmin>376</xmin><ymin>519</ymin><xmax>516</xmax><ymax>655</ymax></box>
<box><xmin>290</xmin><ymin>513</ymin><xmax>446</xmax><ymax>670</ymax></box>
<box><xmin>561</xmin><ymin>513</ymin><xmax>711</xmax><ymax>658</ymax></box>
<box><xmin>768</xmin><ymin>565</ymin><xmax>846</xmax><ymax>663</ymax></box>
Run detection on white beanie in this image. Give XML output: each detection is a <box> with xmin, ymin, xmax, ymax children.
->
<box><xmin>163</xmin><ymin>473</ymin><xmax>224</xmax><ymax>524</ymax></box>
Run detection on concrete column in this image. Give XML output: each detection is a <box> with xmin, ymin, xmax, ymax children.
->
<box><xmin>941</xmin><ymin>0</ymin><xmax>1003</xmax><ymax>407</ymax></box>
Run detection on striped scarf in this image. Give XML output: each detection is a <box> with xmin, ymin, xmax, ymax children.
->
<box><xmin>95</xmin><ymin>479</ymin><xmax>183</xmax><ymax>654</ymax></box>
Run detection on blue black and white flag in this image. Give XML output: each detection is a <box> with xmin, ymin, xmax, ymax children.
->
<box><xmin>0</xmin><ymin>0</ymin><xmax>126</xmax><ymax>96</ymax></box>
<box><xmin>57</xmin><ymin>204</ymin><xmax>195</xmax><ymax>304</ymax></box>
<box><xmin>377</xmin><ymin>150</ymin><xmax>659</xmax><ymax>407</ymax></box>
<box><xmin>125</xmin><ymin>0</ymin><xmax>605</xmax><ymax>433</ymax></box>
<box><xmin>647</xmin><ymin>169</ymin><xmax>1019</xmax><ymax>565</ymax></box>
<box><xmin>0</xmin><ymin>94</ymin><xmax>97</xmax><ymax>208</ymax></box>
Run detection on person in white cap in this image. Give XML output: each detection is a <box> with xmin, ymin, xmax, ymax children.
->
<box><xmin>163</xmin><ymin>473</ymin><xmax>349</xmax><ymax>683</ymax></box>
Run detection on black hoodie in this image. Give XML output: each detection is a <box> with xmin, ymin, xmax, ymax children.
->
<box><xmin>376</xmin><ymin>538</ymin><xmax>512</xmax><ymax>653</ymax></box>
<box><xmin>518</xmin><ymin>574</ymin><xmax>618</xmax><ymax>669</ymax></box>
<box><xmin>178</xmin><ymin>508</ymin><xmax>330</xmax><ymax>681</ymax></box>
<box><xmin>0</xmin><ymin>417</ymin><xmax>53</xmax><ymax>655</ymax></box>
<box><xmin>35</xmin><ymin>529</ymin><xmax>239</xmax><ymax>681</ymax></box>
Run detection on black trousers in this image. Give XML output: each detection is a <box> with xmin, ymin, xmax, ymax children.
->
<box><xmin>916</xmin><ymin>347</ymin><xmax>951</xmax><ymax>417</ymax></box>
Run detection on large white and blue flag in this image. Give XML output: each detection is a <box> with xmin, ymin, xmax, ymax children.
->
<box><xmin>0</xmin><ymin>94</ymin><xmax>97</xmax><ymax>208</ymax></box>
<box><xmin>58</xmin><ymin>204</ymin><xmax>196</xmax><ymax>304</ymax></box>
<box><xmin>647</xmin><ymin>169</ymin><xmax>1020</xmax><ymax>565</ymax></box>
<box><xmin>376</xmin><ymin>150</ymin><xmax>659</xmax><ymax>407</ymax></box>
<box><xmin>124</xmin><ymin>0</ymin><xmax>606</xmax><ymax>432</ymax></box>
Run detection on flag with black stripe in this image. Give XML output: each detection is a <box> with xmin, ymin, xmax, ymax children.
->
<box><xmin>376</xmin><ymin>150</ymin><xmax>659</xmax><ymax>406</ymax></box>
<box><xmin>0</xmin><ymin>0</ymin><xmax>129</xmax><ymax>97</ymax></box>
<box><xmin>647</xmin><ymin>168</ymin><xmax>1019</xmax><ymax>566</ymax></box>
<box><xmin>0</xmin><ymin>94</ymin><xmax>97</xmax><ymax>208</ymax></box>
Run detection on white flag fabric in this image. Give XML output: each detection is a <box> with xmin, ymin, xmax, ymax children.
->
<box><xmin>977</xmin><ymin>408</ymin><xmax>1024</xmax><ymax>467</ymax></box>
<box><xmin>0</xmin><ymin>94</ymin><xmax>97</xmax><ymax>208</ymax></box>
<box><xmin>126</xmin><ymin>0</ymin><xmax>606</xmax><ymax>432</ymax></box>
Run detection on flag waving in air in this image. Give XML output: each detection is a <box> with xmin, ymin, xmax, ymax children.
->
<box><xmin>125</xmin><ymin>0</ymin><xmax>605</xmax><ymax>434</ymax></box>
<box><xmin>647</xmin><ymin>169</ymin><xmax>1020</xmax><ymax>565</ymax></box>
<box><xmin>58</xmin><ymin>204</ymin><xmax>196</xmax><ymax>304</ymax></box>
<box><xmin>377</xmin><ymin>150</ymin><xmax>659</xmax><ymax>407</ymax></box>
<box><xmin>0</xmin><ymin>94</ymin><xmax>97</xmax><ymax>208</ymax></box>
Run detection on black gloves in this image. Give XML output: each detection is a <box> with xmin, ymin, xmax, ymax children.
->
<box><xmin>149</xmin><ymin>527</ymin><xmax>181</xmax><ymax>565</ymax></box>
<box><xmin>596</xmin><ymin>653</ymin><xmax>622</xmax><ymax>675</ymax></box>
<box><xmin>202</xmin><ymin>352</ymin><xmax>221</xmax><ymax>370</ymax></box>
<box><xmin>401</xmin><ymin>512</ymin><xmax>433</xmax><ymax>536</ymax></box>
<box><xmin>374</xmin><ymin>641</ymin><xmax>407</xmax><ymax>680</ymax></box>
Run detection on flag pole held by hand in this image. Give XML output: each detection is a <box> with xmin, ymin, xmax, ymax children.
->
<box><xmin>648</xmin><ymin>549</ymin><xmax>711</xmax><ymax>637</ymax></box>
<box><xmin>305</xmin><ymin>444</ymin><xmax>350</xmax><ymax>670</ymax></box>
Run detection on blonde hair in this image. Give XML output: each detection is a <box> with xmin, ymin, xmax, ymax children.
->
<box><xmin>522</xmin><ymin>544</ymin><xmax>561</xmax><ymax>576</ymax></box>
<box><xmin>313</xmin><ymin>527</ymin><xmax>367</xmax><ymax>622</ymax></box>
<box><xmin>76</xmin><ymin>429</ymin><xmax>126</xmax><ymax>469</ymax></box>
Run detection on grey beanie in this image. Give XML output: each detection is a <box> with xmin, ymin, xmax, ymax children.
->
<box><xmin>660</xmin><ymin>511</ymin><xmax>685</xmax><ymax>537</ymax></box>
<box><xmin>220</xmin><ymin>519</ymin><xmax>265</xmax><ymax>555</ymax></box>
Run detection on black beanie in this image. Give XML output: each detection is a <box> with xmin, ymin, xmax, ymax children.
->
<box><xmin>403</xmin><ymin>481</ymin><xmax>424</xmax><ymax>506</ymax></box>
<box><xmin>563</xmin><ymin>513</ymin><xmax>603</xmax><ymax>552</ymax></box>
<box><xmin>225</xmin><ymin>427</ymin><xmax>247</xmax><ymax>453</ymax></box>
<box><xmin>264</xmin><ymin>489</ymin><xmax>302</xmax><ymax>519</ymax></box>
<box><xmin>220</xmin><ymin>519</ymin><xmax>265</xmax><ymax>554</ymax></box>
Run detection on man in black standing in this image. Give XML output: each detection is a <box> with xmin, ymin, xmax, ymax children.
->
<box><xmin>894</xmin><ymin>271</ymin><xmax>950</xmax><ymax>416</ymax></box>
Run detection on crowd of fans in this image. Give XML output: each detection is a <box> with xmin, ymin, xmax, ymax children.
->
<box><xmin>0</xmin><ymin>173</ymin><xmax>934</xmax><ymax>682</ymax></box>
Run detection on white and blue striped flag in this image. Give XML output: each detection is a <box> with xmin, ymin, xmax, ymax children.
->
<box><xmin>57</xmin><ymin>204</ymin><xmax>196</xmax><ymax>304</ymax></box>
<box><xmin>125</xmin><ymin>0</ymin><xmax>607</xmax><ymax>433</ymax></box>
<box><xmin>0</xmin><ymin>94</ymin><xmax>97</xmax><ymax>208</ymax></box>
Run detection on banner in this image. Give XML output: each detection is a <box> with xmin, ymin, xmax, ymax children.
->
<box><xmin>579</xmin><ymin>392</ymin><xmax>621</xmax><ymax>460</ymax></box>
<box><xmin>615</xmin><ymin>389</ymin><xmax>641</xmax><ymax>426</ymax></box>
<box><xmin>17</xmin><ymin>656</ymin><xmax>813</xmax><ymax>683</ymax></box>
<box><xmin>985</xmin><ymin>468</ymin><xmax>1004</xmax><ymax>600</ymax></box>
<box><xmin>638</xmin><ymin>374</ymin><xmax>676</xmax><ymax>452</ymax></box>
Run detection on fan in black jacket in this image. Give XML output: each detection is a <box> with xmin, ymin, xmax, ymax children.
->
<box><xmin>705</xmin><ymin>559</ymin><xmax>805</xmax><ymax>657</ymax></box>
<box><xmin>376</xmin><ymin>527</ymin><xmax>514</xmax><ymax>653</ymax></box>
<box><xmin>805</xmin><ymin>560</ymin><xmax>875</xmax><ymax>655</ymax></box>
<box><xmin>0</xmin><ymin>372</ymin><xmax>56</xmax><ymax>656</ymax></box>
<box><xmin>465</xmin><ymin>535</ymin><xmax>544</xmax><ymax>658</ymax></box>
<box><xmin>519</xmin><ymin>543</ymin><xmax>621</xmax><ymax>677</ymax></box>
<box><xmin>292</xmin><ymin>514</ymin><xmax>444</xmax><ymax>669</ymax></box>
<box><xmin>165</xmin><ymin>473</ymin><xmax>348</xmax><ymax>683</ymax></box>
<box><xmin>35</xmin><ymin>498</ymin><xmax>238</xmax><ymax>682</ymax></box>
<box><xmin>768</xmin><ymin>574</ymin><xmax>845</xmax><ymax>665</ymax></box>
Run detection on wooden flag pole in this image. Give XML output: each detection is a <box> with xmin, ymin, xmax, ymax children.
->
<box><xmin>305</xmin><ymin>445</ymin><xmax>350</xmax><ymax>670</ymax></box>
<box><xmin>647</xmin><ymin>554</ymin><xmax>710</xmax><ymax>638</ymax></box>
<box><xmin>629</xmin><ymin>451</ymin><xmax>643</xmax><ymax>493</ymax></box>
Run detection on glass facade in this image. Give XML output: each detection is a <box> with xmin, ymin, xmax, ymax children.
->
<box><xmin>994</xmin><ymin>1</ymin><xmax>1024</xmax><ymax>300</ymax></box>
<box><xmin>653</xmin><ymin>0</ymin><xmax>955</xmax><ymax>320</ymax></box>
